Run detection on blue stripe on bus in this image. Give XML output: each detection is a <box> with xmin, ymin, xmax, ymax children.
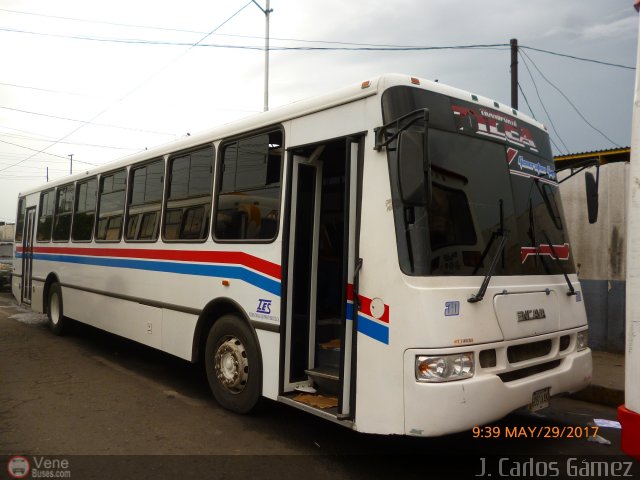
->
<box><xmin>30</xmin><ymin>253</ymin><xmax>281</xmax><ymax>296</ymax></box>
<box><xmin>346</xmin><ymin>302</ymin><xmax>354</xmax><ymax>320</ymax></box>
<box><xmin>357</xmin><ymin>315</ymin><xmax>389</xmax><ymax>345</ymax></box>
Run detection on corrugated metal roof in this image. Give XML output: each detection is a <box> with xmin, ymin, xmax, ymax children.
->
<box><xmin>554</xmin><ymin>147</ymin><xmax>630</xmax><ymax>164</ymax></box>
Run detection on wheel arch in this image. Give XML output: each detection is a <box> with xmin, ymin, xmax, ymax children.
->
<box><xmin>42</xmin><ymin>272</ymin><xmax>60</xmax><ymax>314</ymax></box>
<box><xmin>191</xmin><ymin>297</ymin><xmax>261</xmax><ymax>364</ymax></box>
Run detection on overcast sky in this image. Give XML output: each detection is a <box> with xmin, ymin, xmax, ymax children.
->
<box><xmin>0</xmin><ymin>0</ymin><xmax>637</xmax><ymax>222</ymax></box>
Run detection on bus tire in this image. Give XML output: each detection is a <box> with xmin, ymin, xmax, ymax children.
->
<box><xmin>47</xmin><ymin>282</ymin><xmax>67</xmax><ymax>335</ymax></box>
<box><xmin>204</xmin><ymin>315</ymin><xmax>262</xmax><ymax>414</ymax></box>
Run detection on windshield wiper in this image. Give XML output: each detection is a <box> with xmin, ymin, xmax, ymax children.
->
<box><xmin>468</xmin><ymin>200</ymin><xmax>508</xmax><ymax>303</ymax></box>
<box><xmin>542</xmin><ymin>230</ymin><xmax>576</xmax><ymax>296</ymax></box>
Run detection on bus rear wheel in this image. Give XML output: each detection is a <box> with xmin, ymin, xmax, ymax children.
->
<box><xmin>47</xmin><ymin>283</ymin><xmax>67</xmax><ymax>335</ymax></box>
<box><xmin>204</xmin><ymin>315</ymin><xmax>262</xmax><ymax>414</ymax></box>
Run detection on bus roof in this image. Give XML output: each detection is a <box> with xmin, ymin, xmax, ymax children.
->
<box><xmin>18</xmin><ymin>73</ymin><xmax>545</xmax><ymax>196</ymax></box>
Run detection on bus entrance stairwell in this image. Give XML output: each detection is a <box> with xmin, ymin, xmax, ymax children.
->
<box><xmin>21</xmin><ymin>207</ymin><xmax>36</xmax><ymax>305</ymax></box>
<box><xmin>283</xmin><ymin>137</ymin><xmax>360</xmax><ymax>419</ymax></box>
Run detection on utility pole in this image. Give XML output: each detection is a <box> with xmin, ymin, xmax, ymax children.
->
<box><xmin>68</xmin><ymin>154</ymin><xmax>74</xmax><ymax>175</ymax></box>
<box><xmin>510</xmin><ymin>38</ymin><xmax>518</xmax><ymax>110</ymax></box>
<box><xmin>46</xmin><ymin>167</ymin><xmax>48</xmax><ymax>182</ymax></box>
<box><xmin>251</xmin><ymin>0</ymin><xmax>272</xmax><ymax>112</ymax></box>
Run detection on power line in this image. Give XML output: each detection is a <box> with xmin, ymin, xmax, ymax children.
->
<box><xmin>520</xmin><ymin>45</ymin><xmax>634</xmax><ymax>71</ymax></box>
<box><xmin>0</xmin><ymin>26</ymin><xmax>511</xmax><ymax>52</ymax></box>
<box><xmin>0</xmin><ymin>2</ymin><xmax>253</xmax><ymax>174</ymax></box>
<box><xmin>0</xmin><ymin>139</ymin><xmax>98</xmax><ymax>166</ymax></box>
<box><xmin>0</xmin><ymin>22</ymin><xmax>636</xmax><ymax>72</ymax></box>
<box><xmin>0</xmin><ymin>131</ymin><xmax>140</xmax><ymax>151</ymax></box>
<box><xmin>0</xmin><ymin>81</ymin><xmax>97</xmax><ymax>98</ymax></box>
<box><xmin>517</xmin><ymin>82</ymin><xmax>536</xmax><ymax>120</ymax></box>
<box><xmin>518</xmin><ymin>51</ymin><xmax>570</xmax><ymax>154</ymax></box>
<box><xmin>520</xmin><ymin>49</ymin><xmax>622</xmax><ymax>149</ymax></box>
<box><xmin>0</xmin><ymin>6</ymin><xmax>635</xmax><ymax>70</ymax></box>
<box><xmin>0</xmin><ymin>106</ymin><xmax>175</xmax><ymax>136</ymax></box>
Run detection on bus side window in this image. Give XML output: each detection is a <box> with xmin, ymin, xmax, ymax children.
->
<box><xmin>214</xmin><ymin>130</ymin><xmax>283</xmax><ymax>241</ymax></box>
<box><xmin>15</xmin><ymin>197</ymin><xmax>25</xmax><ymax>242</ymax></box>
<box><xmin>96</xmin><ymin>170</ymin><xmax>127</xmax><ymax>242</ymax></box>
<box><xmin>72</xmin><ymin>178</ymin><xmax>97</xmax><ymax>242</ymax></box>
<box><xmin>37</xmin><ymin>189</ymin><xmax>55</xmax><ymax>242</ymax></box>
<box><xmin>126</xmin><ymin>159</ymin><xmax>164</xmax><ymax>241</ymax></box>
<box><xmin>52</xmin><ymin>184</ymin><xmax>74</xmax><ymax>242</ymax></box>
<box><xmin>163</xmin><ymin>146</ymin><xmax>213</xmax><ymax>241</ymax></box>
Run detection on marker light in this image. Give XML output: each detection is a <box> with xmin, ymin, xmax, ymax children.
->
<box><xmin>577</xmin><ymin>330</ymin><xmax>589</xmax><ymax>351</ymax></box>
<box><xmin>415</xmin><ymin>353</ymin><xmax>474</xmax><ymax>383</ymax></box>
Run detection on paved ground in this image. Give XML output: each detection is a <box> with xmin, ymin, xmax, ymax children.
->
<box><xmin>0</xmin><ymin>291</ymin><xmax>636</xmax><ymax>479</ymax></box>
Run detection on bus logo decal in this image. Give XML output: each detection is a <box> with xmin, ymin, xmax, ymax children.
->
<box><xmin>521</xmin><ymin>243</ymin><xmax>570</xmax><ymax>264</ymax></box>
<box><xmin>256</xmin><ymin>299</ymin><xmax>272</xmax><ymax>314</ymax></box>
<box><xmin>444</xmin><ymin>301</ymin><xmax>460</xmax><ymax>316</ymax></box>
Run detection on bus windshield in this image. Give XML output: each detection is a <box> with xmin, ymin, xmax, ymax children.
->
<box><xmin>382</xmin><ymin>86</ymin><xmax>575</xmax><ymax>277</ymax></box>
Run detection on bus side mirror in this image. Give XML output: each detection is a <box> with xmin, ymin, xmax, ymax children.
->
<box><xmin>585</xmin><ymin>171</ymin><xmax>599</xmax><ymax>224</ymax></box>
<box><xmin>398</xmin><ymin>130</ymin><xmax>431</xmax><ymax>206</ymax></box>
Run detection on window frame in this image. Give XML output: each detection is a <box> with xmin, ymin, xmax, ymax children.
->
<box><xmin>95</xmin><ymin>168</ymin><xmax>128</xmax><ymax>243</ymax></box>
<box><xmin>71</xmin><ymin>177</ymin><xmax>98</xmax><ymax>243</ymax></box>
<box><xmin>15</xmin><ymin>197</ymin><xmax>26</xmax><ymax>243</ymax></box>
<box><xmin>212</xmin><ymin>126</ymin><xmax>285</xmax><ymax>245</ymax></box>
<box><xmin>36</xmin><ymin>188</ymin><xmax>55</xmax><ymax>243</ymax></box>
<box><xmin>124</xmin><ymin>158</ymin><xmax>166</xmax><ymax>244</ymax></box>
<box><xmin>161</xmin><ymin>144</ymin><xmax>215</xmax><ymax>244</ymax></box>
<box><xmin>52</xmin><ymin>183</ymin><xmax>75</xmax><ymax>243</ymax></box>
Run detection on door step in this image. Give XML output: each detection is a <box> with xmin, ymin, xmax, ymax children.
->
<box><xmin>305</xmin><ymin>366</ymin><xmax>339</xmax><ymax>381</ymax></box>
<box><xmin>305</xmin><ymin>367</ymin><xmax>339</xmax><ymax>395</ymax></box>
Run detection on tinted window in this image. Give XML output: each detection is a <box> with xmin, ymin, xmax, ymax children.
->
<box><xmin>53</xmin><ymin>184</ymin><xmax>74</xmax><ymax>241</ymax></box>
<box><xmin>37</xmin><ymin>190</ymin><xmax>55</xmax><ymax>242</ymax></box>
<box><xmin>15</xmin><ymin>197</ymin><xmax>25</xmax><ymax>242</ymax></box>
<box><xmin>72</xmin><ymin>178</ymin><xmax>97</xmax><ymax>241</ymax></box>
<box><xmin>214</xmin><ymin>130</ymin><xmax>283</xmax><ymax>241</ymax></box>
<box><xmin>126</xmin><ymin>160</ymin><xmax>164</xmax><ymax>241</ymax></box>
<box><xmin>96</xmin><ymin>170</ymin><xmax>126</xmax><ymax>241</ymax></box>
<box><xmin>163</xmin><ymin>146</ymin><xmax>213</xmax><ymax>241</ymax></box>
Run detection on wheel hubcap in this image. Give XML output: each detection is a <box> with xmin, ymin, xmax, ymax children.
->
<box><xmin>214</xmin><ymin>337</ymin><xmax>248</xmax><ymax>393</ymax></box>
<box><xmin>50</xmin><ymin>293</ymin><xmax>60</xmax><ymax>325</ymax></box>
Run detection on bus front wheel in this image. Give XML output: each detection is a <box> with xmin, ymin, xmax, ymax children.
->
<box><xmin>205</xmin><ymin>315</ymin><xmax>262</xmax><ymax>414</ymax></box>
<box><xmin>47</xmin><ymin>283</ymin><xmax>67</xmax><ymax>335</ymax></box>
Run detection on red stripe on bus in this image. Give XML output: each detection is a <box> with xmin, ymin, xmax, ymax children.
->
<box><xmin>17</xmin><ymin>246</ymin><xmax>281</xmax><ymax>280</ymax></box>
<box><xmin>347</xmin><ymin>284</ymin><xmax>390</xmax><ymax>324</ymax></box>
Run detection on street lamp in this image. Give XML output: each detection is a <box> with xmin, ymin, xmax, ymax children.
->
<box><xmin>251</xmin><ymin>0</ymin><xmax>272</xmax><ymax>112</ymax></box>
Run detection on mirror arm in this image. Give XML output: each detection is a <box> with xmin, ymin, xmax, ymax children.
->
<box><xmin>558</xmin><ymin>159</ymin><xmax>599</xmax><ymax>184</ymax></box>
<box><xmin>374</xmin><ymin>108</ymin><xmax>429</xmax><ymax>151</ymax></box>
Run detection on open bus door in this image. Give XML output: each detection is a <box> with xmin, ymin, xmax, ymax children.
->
<box><xmin>21</xmin><ymin>207</ymin><xmax>36</xmax><ymax>305</ymax></box>
<box><xmin>283</xmin><ymin>136</ymin><xmax>362</xmax><ymax>420</ymax></box>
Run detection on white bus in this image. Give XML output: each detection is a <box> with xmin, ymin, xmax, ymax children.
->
<box><xmin>12</xmin><ymin>74</ymin><xmax>592</xmax><ymax>436</ymax></box>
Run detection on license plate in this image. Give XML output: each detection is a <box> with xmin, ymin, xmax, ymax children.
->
<box><xmin>529</xmin><ymin>387</ymin><xmax>550</xmax><ymax>412</ymax></box>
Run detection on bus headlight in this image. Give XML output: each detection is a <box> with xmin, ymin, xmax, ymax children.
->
<box><xmin>415</xmin><ymin>353</ymin><xmax>474</xmax><ymax>382</ymax></box>
<box><xmin>577</xmin><ymin>330</ymin><xmax>589</xmax><ymax>351</ymax></box>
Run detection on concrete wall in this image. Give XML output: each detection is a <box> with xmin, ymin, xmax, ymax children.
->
<box><xmin>559</xmin><ymin>162</ymin><xmax>628</xmax><ymax>352</ymax></box>
<box><xmin>0</xmin><ymin>224</ymin><xmax>15</xmax><ymax>242</ymax></box>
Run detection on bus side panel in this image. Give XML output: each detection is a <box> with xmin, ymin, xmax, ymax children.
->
<box><xmin>256</xmin><ymin>330</ymin><xmax>279</xmax><ymax>400</ymax></box>
<box><xmin>162</xmin><ymin>310</ymin><xmax>198</xmax><ymax>360</ymax></box>
<box><xmin>352</xmin><ymin>134</ymin><xmax>407</xmax><ymax>435</ymax></box>
<box><xmin>64</xmin><ymin>286</ymin><xmax>163</xmax><ymax>351</ymax></box>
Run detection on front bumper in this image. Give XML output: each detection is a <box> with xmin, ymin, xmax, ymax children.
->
<box><xmin>403</xmin><ymin>336</ymin><xmax>592</xmax><ymax>436</ymax></box>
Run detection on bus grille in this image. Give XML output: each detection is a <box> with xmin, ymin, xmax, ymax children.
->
<box><xmin>507</xmin><ymin>339</ymin><xmax>552</xmax><ymax>364</ymax></box>
<box><xmin>497</xmin><ymin>360</ymin><xmax>562</xmax><ymax>383</ymax></box>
